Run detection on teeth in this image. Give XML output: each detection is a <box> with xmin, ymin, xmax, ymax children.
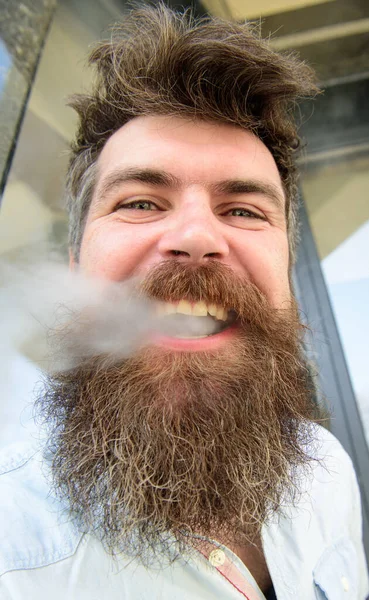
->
<box><xmin>163</xmin><ymin>303</ymin><xmax>177</xmax><ymax>315</ymax></box>
<box><xmin>215</xmin><ymin>306</ymin><xmax>228</xmax><ymax>321</ymax></box>
<box><xmin>177</xmin><ymin>300</ymin><xmax>192</xmax><ymax>315</ymax></box>
<box><xmin>156</xmin><ymin>304</ymin><xmax>171</xmax><ymax>317</ymax></box>
<box><xmin>156</xmin><ymin>300</ymin><xmax>229</xmax><ymax>321</ymax></box>
<box><xmin>208</xmin><ymin>304</ymin><xmax>218</xmax><ymax>317</ymax></box>
<box><xmin>192</xmin><ymin>301</ymin><xmax>208</xmax><ymax>316</ymax></box>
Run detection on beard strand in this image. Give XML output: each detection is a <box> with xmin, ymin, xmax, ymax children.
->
<box><xmin>36</xmin><ymin>261</ymin><xmax>321</xmax><ymax>566</ymax></box>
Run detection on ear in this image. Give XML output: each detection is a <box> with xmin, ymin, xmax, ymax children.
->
<box><xmin>69</xmin><ymin>248</ymin><xmax>76</xmax><ymax>271</ymax></box>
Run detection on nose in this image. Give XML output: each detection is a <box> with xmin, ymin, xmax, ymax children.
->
<box><xmin>157</xmin><ymin>194</ymin><xmax>230</xmax><ymax>263</ymax></box>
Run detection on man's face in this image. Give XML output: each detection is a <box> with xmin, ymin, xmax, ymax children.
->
<box><xmin>42</xmin><ymin>116</ymin><xmax>315</xmax><ymax>562</ymax></box>
<box><xmin>77</xmin><ymin>115</ymin><xmax>290</xmax><ymax>350</ymax></box>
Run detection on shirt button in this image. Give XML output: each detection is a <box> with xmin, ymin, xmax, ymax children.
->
<box><xmin>341</xmin><ymin>576</ymin><xmax>350</xmax><ymax>592</ymax></box>
<box><xmin>209</xmin><ymin>548</ymin><xmax>226</xmax><ymax>566</ymax></box>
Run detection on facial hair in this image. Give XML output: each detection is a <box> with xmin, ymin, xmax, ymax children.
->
<box><xmin>37</xmin><ymin>260</ymin><xmax>320</xmax><ymax>565</ymax></box>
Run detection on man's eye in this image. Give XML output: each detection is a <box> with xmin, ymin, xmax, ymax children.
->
<box><xmin>228</xmin><ymin>208</ymin><xmax>264</xmax><ymax>219</ymax></box>
<box><xmin>119</xmin><ymin>200</ymin><xmax>159</xmax><ymax>211</ymax></box>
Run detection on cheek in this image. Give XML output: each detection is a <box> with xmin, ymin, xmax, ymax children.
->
<box><xmin>79</xmin><ymin>222</ymin><xmax>145</xmax><ymax>281</ymax></box>
<box><xmin>240</xmin><ymin>234</ymin><xmax>290</xmax><ymax>307</ymax></box>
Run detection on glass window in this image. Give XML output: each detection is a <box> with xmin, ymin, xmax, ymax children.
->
<box><xmin>301</xmin><ymin>153</ymin><xmax>369</xmax><ymax>447</ymax></box>
<box><xmin>0</xmin><ymin>0</ymin><xmax>130</xmax><ymax>448</ymax></box>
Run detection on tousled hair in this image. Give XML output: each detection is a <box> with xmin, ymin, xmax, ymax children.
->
<box><xmin>66</xmin><ymin>3</ymin><xmax>318</xmax><ymax>263</ymax></box>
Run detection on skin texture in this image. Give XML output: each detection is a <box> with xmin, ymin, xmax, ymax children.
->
<box><xmin>77</xmin><ymin>116</ymin><xmax>291</xmax><ymax>312</ymax></box>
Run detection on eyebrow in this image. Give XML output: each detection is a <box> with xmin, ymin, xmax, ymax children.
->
<box><xmin>95</xmin><ymin>167</ymin><xmax>285</xmax><ymax>212</ymax></box>
<box><xmin>212</xmin><ymin>179</ymin><xmax>285</xmax><ymax>211</ymax></box>
<box><xmin>97</xmin><ymin>167</ymin><xmax>181</xmax><ymax>199</ymax></box>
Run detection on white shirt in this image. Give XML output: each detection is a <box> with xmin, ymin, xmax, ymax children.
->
<box><xmin>0</xmin><ymin>425</ymin><xmax>368</xmax><ymax>600</ymax></box>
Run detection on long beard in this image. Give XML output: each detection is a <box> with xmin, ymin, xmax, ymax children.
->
<box><xmin>37</xmin><ymin>261</ymin><xmax>320</xmax><ymax>565</ymax></box>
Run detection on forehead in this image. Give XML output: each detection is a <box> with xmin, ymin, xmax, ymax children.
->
<box><xmin>96</xmin><ymin>115</ymin><xmax>283</xmax><ymax>189</ymax></box>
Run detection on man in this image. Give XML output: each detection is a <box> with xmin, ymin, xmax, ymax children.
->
<box><xmin>0</xmin><ymin>4</ymin><xmax>368</xmax><ymax>599</ymax></box>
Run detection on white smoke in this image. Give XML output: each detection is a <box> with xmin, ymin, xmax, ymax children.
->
<box><xmin>0</xmin><ymin>255</ymin><xmax>218</xmax><ymax>373</ymax></box>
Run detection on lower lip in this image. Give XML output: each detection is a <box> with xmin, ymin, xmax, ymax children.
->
<box><xmin>150</xmin><ymin>322</ymin><xmax>240</xmax><ymax>352</ymax></box>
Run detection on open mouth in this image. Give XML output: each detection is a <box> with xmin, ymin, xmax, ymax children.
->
<box><xmin>155</xmin><ymin>300</ymin><xmax>238</xmax><ymax>339</ymax></box>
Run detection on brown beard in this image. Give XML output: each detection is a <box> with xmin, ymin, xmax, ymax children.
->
<box><xmin>37</xmin><ymin>260</ymin><xmax>320</xmax><ymax>565</ymax></box>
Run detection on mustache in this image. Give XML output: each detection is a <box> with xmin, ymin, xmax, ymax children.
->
<box><xmin>139</xmin><ymin>259</ymin><xmax>265</xmax><ymax>309</ymax></box>
<box><xmin>139</xmin><ymin>259</ymin><xmax>290</xmax><ymax>328</ymax></box>
<box><xmin>139</xmin><ymin>260</ymin><xmax>303</xmax><ymax>346</ymax></box>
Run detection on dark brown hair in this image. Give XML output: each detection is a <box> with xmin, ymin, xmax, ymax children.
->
<box><xmin>66</xmin><ymin>2</ymin><xmax>318</xmax><ymax>263</ymax></box>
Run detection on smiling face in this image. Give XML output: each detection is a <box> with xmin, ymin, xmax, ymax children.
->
<box><xmin>43</xmin><ymin>116</ymin><xmax>316</xmax><ymax>558</ymax></box>
<box><xmin>77</xmin><ymin>116</ymin><xmax>291</xmax><ymax>350</ymax></box>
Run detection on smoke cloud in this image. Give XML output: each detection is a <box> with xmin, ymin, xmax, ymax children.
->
<box><xmin>0</xmin><ymin>256</ymin><xmax>221</xmax><ymax>372</ymax></box>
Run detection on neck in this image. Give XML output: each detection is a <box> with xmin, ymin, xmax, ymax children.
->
<box><xmin>229</xmin><ymin>538</ymin><xmax>272</xmax><ymax>593</ymax></box>
<box><xmin>187</xmin><ymin>531</ymin><xmax>272</xmax><ymax>593</ymax></box>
